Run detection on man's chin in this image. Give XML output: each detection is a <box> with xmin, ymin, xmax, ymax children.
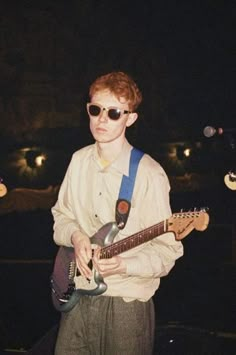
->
<box><xmin>93</xmin><ymin>133</ymin><xmax>110</xmax><ymax>143</ymax></box>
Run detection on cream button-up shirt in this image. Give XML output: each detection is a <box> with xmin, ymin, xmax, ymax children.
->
<box><xmin>52</xmin><ymin>139</ymin><xmax>183</xmax><ymax>302</ymax></box>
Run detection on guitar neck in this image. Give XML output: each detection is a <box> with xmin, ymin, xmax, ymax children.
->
<box><xmin>100</xmin><ymin>220</ymin><xmax>166</xmax><ymax>259</ymax></box>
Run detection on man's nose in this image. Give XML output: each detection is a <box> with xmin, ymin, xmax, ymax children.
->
<box><xmin>98</xmin><ymin>108</ymin><xmax>108</xmax><ymax>122</ymax></box>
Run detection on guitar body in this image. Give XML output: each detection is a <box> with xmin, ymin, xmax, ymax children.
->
<box><xmin>51</xmin><ymin>222</ymin><xmax>120</xmax><ymax>312</ymax></box>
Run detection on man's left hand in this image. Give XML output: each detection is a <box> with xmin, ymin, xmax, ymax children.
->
<box><xmin>93</xmin><ymin>248</ymin><xmax>127</xmax><ymax>277</ymax></box>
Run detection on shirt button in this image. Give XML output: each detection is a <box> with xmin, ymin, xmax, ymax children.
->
<box><xmin>95</xmin><ymin>214</ymin><xmax>98</xmax><ymax>218</ymax></box>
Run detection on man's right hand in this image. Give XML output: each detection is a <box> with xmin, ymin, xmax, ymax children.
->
<box><xmin>71</xmin><ymin>231</ymin><xmax>93</xmax><ymax>280</ymax></box>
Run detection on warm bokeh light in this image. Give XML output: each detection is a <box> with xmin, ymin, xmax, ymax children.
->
<box><xmin>183</xmin><ymin>148</ymin><xmax>191</xmax><ymax>157</ymax></box>
<box><xmin>24</xmin><ymin>149</ymin><xmax>47</xmax><ymax>169</ymax></box>
<box><xmin>9</xmin><ymin>148</ymin><xmax>47</xmax><ymax>180</ymax></box>
<box><xmin>35</xmin><ymin>154</ymin><xmax>46</xmax><ymax>167</ymax></box>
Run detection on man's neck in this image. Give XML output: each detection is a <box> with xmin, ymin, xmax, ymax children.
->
<box><xmin>97</xmin><ymin>138</ymin><xmax>126</xmax><ymax>162</ymax></box>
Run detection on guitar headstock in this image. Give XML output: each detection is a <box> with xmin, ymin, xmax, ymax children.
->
<box><xmin>167</xmin><ymin>209</ymin><xmax>210</xmax><ymax>240</ymax></box>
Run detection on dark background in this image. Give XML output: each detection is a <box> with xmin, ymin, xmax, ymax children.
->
<box><xmin>0</xmin><ymin>1</ymin><xmax>235</xmax><ymax>353</ymax></box>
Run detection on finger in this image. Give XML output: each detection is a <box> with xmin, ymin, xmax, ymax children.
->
<box><xmin>93</xmin><ymin>247</ymin><xmax>101</xmax><ymax>260</ymax></box>
<box><xmin>76</xmin><ymin>259</ymin><xmax>93</xmax><ymax>279</ymax></box>
<box><xmin>76</xmin><ymin>243</ymin><xmax>92</xmax><ymax>263</ymax></box>
<box><xmin>75</xmin><ymin>251</ymin><xmax>93</xmax><ymax>277</ymax></box>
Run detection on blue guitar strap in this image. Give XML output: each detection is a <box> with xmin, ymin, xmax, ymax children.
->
<box><xmin>116</xmin><ymin>148</ymin><xmax>144</xmax><ymax>229</ymax></box>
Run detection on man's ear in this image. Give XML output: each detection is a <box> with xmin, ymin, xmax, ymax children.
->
<box><xmin>126</xmin><ymin>112</ymin><xmax>138</xmax><ymax>127</ymax></box>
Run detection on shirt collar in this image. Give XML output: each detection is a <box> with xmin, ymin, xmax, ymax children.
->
<box><xmin>93</xmin><ymin>140</ymin><xmax>133</xmax><ymax>176</ymax></box>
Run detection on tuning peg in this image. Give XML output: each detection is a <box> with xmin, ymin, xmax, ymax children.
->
<box><xmin>200</xmin><ymin>207</ymin><xmax>209</xmax><ymax>212</ymax></box>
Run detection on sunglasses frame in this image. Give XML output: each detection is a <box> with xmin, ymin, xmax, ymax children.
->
<box><xmin>87</xmin><ymin>103</ymin><xmax>132</xmax><ymax>121</ymax></box>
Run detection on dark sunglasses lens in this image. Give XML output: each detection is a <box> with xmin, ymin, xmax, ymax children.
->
<box><xmin>88</xmin><ymin>105</ymin><xmax>101</xmax><ymax>116</ymax></box>
<box><xmin>108</xmin><ymin>109</ymin><xmax>121</xmax><ymax>120</ymax></box>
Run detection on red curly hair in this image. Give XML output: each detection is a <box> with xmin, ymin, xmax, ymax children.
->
<box><xmin>89</xmin><ymin>71</ymin><xmax>142</xmax><ymax>111</ymax></box>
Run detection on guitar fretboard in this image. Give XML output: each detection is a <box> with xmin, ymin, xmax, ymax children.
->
<box><xmin>100</xmin><ymin>221</ymin><xmax>166</xmax><ymax>259</ymax></box>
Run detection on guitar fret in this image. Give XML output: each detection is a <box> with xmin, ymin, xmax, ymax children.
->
<box><xmin>102</xmin><ymin>221</ymin><xmax>165</xmax><ymax>258</ymax></box>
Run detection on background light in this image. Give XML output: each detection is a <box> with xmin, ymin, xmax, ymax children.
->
<box><xmin>176</xmin><ymin>146</ymin><xmax>191</xmax><ymax>160</ymax></box>
<box><xmin>183</xmin><ymin>148</ymin><xmax>191</xmax><ymax>157</ymax></box>
<box><xmin>35</xmin><ymin>154</ymin><xmax>46</xmax><ymax>167</ymax></box>
<box><xmin>25</xmin><ymin>149</ymin><xmax>46</xmax><ymax>169</ymax></box>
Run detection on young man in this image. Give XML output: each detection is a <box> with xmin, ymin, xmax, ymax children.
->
<box><xmin>52</xmin><ymin>71</ymin><xmax>183</xmax><ymax>354</ymax></box>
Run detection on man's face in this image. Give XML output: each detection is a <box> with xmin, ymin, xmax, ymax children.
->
<box><xmin>88</xmin><ymin>89</ymin><xmax>137</xmax><ymax>144</ymax></box>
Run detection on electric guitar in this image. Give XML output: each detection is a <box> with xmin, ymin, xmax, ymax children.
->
<box><xmin>50</xmin><ymin>209</ymin><xmax>209</xmax><ymax>312</ymax></box>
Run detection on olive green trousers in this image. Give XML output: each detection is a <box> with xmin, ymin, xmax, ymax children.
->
<box><xmin>55</xmin><ymin>295</ymin><xmax>155</xmax><ymax>355</ymax></box>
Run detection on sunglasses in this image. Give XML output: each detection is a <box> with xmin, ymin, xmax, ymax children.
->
<box><xmin>87</xmin><ymin>103</ymin><xmax>132</xmax><ymax>121</ymax></box>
